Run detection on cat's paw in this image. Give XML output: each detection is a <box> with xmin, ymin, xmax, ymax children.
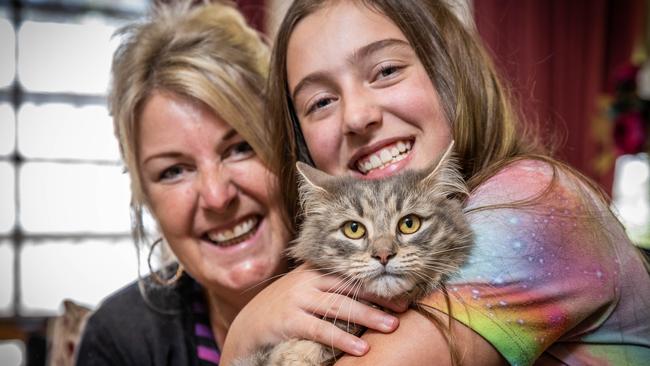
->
<box><xmin>268</xmin><ymin>339</ymin><xmax>337</xmax><ymax>366</ymax></box>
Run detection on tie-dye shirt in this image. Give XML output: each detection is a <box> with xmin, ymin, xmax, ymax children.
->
<box><xmin>426</xmin><ymin>159</ymin><xmax>650</xmax><ymax>365</ymax></box>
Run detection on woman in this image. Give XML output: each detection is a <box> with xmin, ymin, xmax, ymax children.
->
<box><xmin>76</xmin><ymin>2</ymin><xmax>399</xmax><ymax>365</ymax></box>
<box><xmin>222</xmin><ymin>0</ymin><xmax>650</xmax><ymax>364</ymax></box>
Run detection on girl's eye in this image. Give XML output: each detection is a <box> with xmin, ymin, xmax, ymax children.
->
<box><xmin>374</xmin><ymin>63</ymin><xmax>403</xmax><ymax>82</ymax></box>
<box><xmin>224</xmin><ymin>141</ymin><xmax>254</xmax><ymax>161</ymax></box>
<box><xmin>398</xmin><ymin>214</ymin><xmax>421</xmax><ymax>234</ymax></box>
<box><xmin>159</xmin><ymin>165</ymin><xmax>185</xmax><ymax>181</ymax></box>
<box><xmin>342</xmin><ymin>221</ymin><xmax>366</xmax><ymax>239</ymax></box>
<box><xmin>306</xmin><ymin>97</ymin><xmax>335</xmax><ymax>115</ymax></box>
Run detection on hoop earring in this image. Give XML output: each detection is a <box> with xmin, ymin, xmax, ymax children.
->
<box><xmin>148</xmin><ymin>238</ymin><xmax>184</xmax><ymax>286</ymax></box>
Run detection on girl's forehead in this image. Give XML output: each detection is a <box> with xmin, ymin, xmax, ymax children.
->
<box><xmin>286</xmin><ymin>1</ymin><xmax>408</xmax><ymax>90</ymax></box>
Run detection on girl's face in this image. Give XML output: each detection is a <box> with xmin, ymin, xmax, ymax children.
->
<box><xmin>287</xmin><ymin>1</ymin><xmax>451</xmax><ymax>178</ymax></box>
<box><xmin>138</xmin><ymin>91</ymin><xmax>288</xmax><ymax>296</ymax></box>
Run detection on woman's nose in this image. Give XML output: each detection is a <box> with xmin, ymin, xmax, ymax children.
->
<box><xmin>341</xmin><ymin>88</ymin><xmax>382</xmax><ymax>135</ymax></box>
<box><xmin>197</xmin><ymin>167</ymin><xmax>237</xmax><ymax>213</ymax></box>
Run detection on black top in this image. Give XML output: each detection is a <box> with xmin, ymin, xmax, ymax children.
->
<box><xmin>76</xmin><ymin>275</ymin><xmax>220</xmax><ymax>366</ymax></box>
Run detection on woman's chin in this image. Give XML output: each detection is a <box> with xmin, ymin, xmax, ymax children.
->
<box><xmin>204</xmin><ymin>258</ymin><xmax>282</xmax><ymax>293</ymax></box>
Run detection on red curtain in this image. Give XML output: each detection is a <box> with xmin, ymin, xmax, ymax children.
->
<box><xmin>235</xmin><ymin>0</ymin><xmax>266</xmax><ymax>33</ymax></box>
<box><xmin>474</xmin><ymin>0</ymin><xmax>644</xmax><ymax>194</ymax></box>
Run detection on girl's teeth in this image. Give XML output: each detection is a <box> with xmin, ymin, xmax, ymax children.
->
<box><xmin>397</xmin><ymin>141</ymin><xmax>406</xmax><ymax>152</ymax></box>
<box><xmin>356</xmin><ymin>140</ymin><xmax>412</xmax><ymax>174</ymax></box>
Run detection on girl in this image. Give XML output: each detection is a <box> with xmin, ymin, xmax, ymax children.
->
<box><xmin>222</xmin><ymin>1</ymin><xmax>650</xmax><ymax>365</ymax></box>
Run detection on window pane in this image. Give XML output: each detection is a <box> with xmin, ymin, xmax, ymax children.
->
<box><xmin>18</xmin><ymin>103</ymin><xmax>119</xmax><ymax>160</ymax></box>
<box><xmin>0</xmin><ymin>103</ymin><xmax>16</xmax><ymax>156</ymax></box>
<box><xmin>17</xmin><ymin>18</ymin><xmax>118</xmax><ymax>94</ymax></box>
<box><xmin>0</xmin><ymin>241</ymin><xmax>13</xmax><ymax>316</ymax></box>
<box><xmin>20</xmin><ymin>162</ymin><xmax>130</xmax><ymax>233</ymax></box>
<box><xmin>24</xmin><ymin>0</ymin><xmax>148</xmax><ymax>13</ymax></box>
<box><xmin>612</xmin><ymin>153</ymin><xmax>650</xmax><ymax>246</ymax></box>
<box><xmin>0</xmin><ymin>17</ymin><xmax>15</xmax><ymax>88</ymax></box>
<box><xmin>0</xmin><ymin>341</ymin><xmax>24</xmax><ymax>366</ymax></box>
<box><xmin>0</xmin><ymin>162</ymin><xmax>15</xmax><ymax>234</ymax></box>
<box><xmin>20</xmin><ymin>239</ymin><xmax>140</xmax><ymax>314</ymax></box>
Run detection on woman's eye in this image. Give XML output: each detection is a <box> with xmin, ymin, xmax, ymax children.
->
<box><xmin>398</xmin><ymin>214</ymin><xmax>421</xmax><ymax>234</ymax></box>
<box><xmin>342</xmin><ymin>221</ymin><xmax>366</xmax><ymax>239</ymax></box>
<box><xmin>159</xmin><ymin>165</ymin><xmax>185</xmax><ymax>181</ymax></box>
<box><xmin>224</xmin><ymin>141</ymin><xmax>255</xmax><ymax>161</ymax></box>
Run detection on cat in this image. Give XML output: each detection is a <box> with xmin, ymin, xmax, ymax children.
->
<box><xmin>47</xmin><ymin>299</ymin><xmax>92</xmax><ymax>366</ymax></box>
<box><xmin>238</xmin><ymin>142</ymin><xmax>473</xmax><ymax>366</ymax></box>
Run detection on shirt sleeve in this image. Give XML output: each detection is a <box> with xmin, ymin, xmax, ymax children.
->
<box><xmin>422</xmin><ymin>160</ymin><xmax>622</xmax><ymax>366</ymax></box>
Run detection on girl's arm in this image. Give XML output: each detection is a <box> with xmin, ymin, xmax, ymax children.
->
<box><xmin>335</xmin><ymin>306</ymin><xmax>506</xmax><ymax>365</ymax></box>
<box><xmin>220</xmin><ymin>263</ymin><xmax>407</xmax><ymax>364</ymax></box>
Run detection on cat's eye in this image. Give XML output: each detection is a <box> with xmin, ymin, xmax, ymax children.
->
<box><xmin>398</xmin><ymin>215</ymin><xmax>421</xmax><ymax>234</ymax></box>
<box><xmin>342</xmin><ymin>221</ymin><xmax>366</xmax><ymax>239</ymax></box>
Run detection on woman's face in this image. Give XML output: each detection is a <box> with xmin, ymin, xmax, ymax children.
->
<box><xmin>138</xmin><ymin>91</ymin><xmax>288</xmax><ymax>294</ymax></box>
<box><xmin>287</xmin><ymin>1</ymin><xmax>451</xmax><ymax>178</ymax></box>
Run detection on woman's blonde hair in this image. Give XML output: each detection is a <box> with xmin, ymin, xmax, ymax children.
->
<box><xmin>110</xmin><ymin>0</ymin><xmax>270</xmax><ymax>271</ymax></box>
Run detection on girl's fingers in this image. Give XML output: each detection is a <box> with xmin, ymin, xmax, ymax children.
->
<box><xmin>357</xmin><ymin>291</ymin><xmax>410</xmax><ymax>313</ymax></box>
<box><xmin>305</xmin><ymin>275</ymin><xmax>410</xmax><ymax>314</ymax></box>
<box><xmin>303</xmin><ymin>292</ymin><xmax>399</xmax><ymax>334</ymax></box>
<box><xmin>302</xmin><ymin>271</ymin><xmax>410</xmax><ymax>314</ymax></box>
<box><xmin>300</xmin><ymin>315</ymin><xmax>369</xmax><ymax>356</ymax></box>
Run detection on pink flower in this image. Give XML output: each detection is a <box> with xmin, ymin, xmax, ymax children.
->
<box><xmin>613</xmin><ymin>63</ymin><xmax>640</xmax><ymax>86</ymax></box>
<box><xmin>613</xmin><ymin>111</ymin><xmax>646</xmax><ymax>155</ymax></box>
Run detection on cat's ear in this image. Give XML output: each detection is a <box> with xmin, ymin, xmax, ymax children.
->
<box><xmin>422</xmin><ymin>140</ymin><xmax>455</xmax><ymax>181</ymax></box>
<box><xmin>296</xmin><ymin>162</ymin><xmax>332</xmax><ymax>192</ymax></box>
<box><xmin>421</xmin><ymin>140</ymin><xmax>468</xmax><ymax>197</ymax></box>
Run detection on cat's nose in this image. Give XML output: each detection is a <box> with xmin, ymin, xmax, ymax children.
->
<box><xmin>372</xmin><ymin>248</ymin><xmax>396</xmax><ymax>266</ymax></box>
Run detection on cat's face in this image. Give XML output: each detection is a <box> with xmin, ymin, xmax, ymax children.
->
<box><xmin>292</xmin><ymin>144</ymin><xmax>472</xmax><ymax>299</ymax></box>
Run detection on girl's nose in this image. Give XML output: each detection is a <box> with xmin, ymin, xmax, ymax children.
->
<box><xmin>341</xmin><ymin>88</ymin><xmax>382</xmax><ymax>135</ymax></box>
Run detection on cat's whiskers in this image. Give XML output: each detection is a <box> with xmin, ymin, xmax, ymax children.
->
<box><xmin>240</xmin><ymin>271</ymin><xmax>297</xmax><ymax>294</ymax></box>
<box><xmin>425</xmin><ymin>244</ymin><xmax>474</xmax><ymax>256</ymax></box>
<box><xmin>338</xmin><ymin>278</ymin><xmax>362</xmax><ymax>332</ymax></box>
<box><xmin>318</xmin><ymin>274</ymin><xmax>359</xmax><ymax>322</ymax></box>
<box><xmin>348</xmin><ymin>279</ymin><xmax>364</xmax><ymax>330</ymax></box>
<box><xmin>419</xmin><ymin>262</ymin><xmax>462</xmax><ymax>275</ymax></box>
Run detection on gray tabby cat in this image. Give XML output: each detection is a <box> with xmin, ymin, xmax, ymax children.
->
<box><xmin>239</xmin><ymin>142</ymin><xmax>473</xmax><ymax>366</ymax></box>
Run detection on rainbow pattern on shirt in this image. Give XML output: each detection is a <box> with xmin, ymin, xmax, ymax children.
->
<box><xmin>424</xmin><ymin>160</ymin><xmax>650</xmax><ymax>365</ymax></box>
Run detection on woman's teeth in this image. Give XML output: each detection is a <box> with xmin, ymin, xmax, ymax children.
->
<box><xmin>206</xmin><ymin>216</ymin><xmax>259</xmax><ymax>246</ymax></box>
<box><xmin>356</xmin><ymin>140</ymin><xmax>412</xmax><ymax>174</ymax></box>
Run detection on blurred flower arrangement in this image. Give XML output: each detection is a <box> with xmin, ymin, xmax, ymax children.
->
<box><xmin>608</xmin><ymin>61</ymin><xmax>650</xmax><ymax>250</ymax></box>
<box><xmin>610</xmin><ymin>63</ymin><xmax>650</xmax><ymax>155</ymax></box>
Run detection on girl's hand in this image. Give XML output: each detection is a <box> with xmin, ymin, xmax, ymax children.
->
<box><xmin>220</xmin><ymin>263</ymin><xmax>408</xmax><ymax>364</ymax></box>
